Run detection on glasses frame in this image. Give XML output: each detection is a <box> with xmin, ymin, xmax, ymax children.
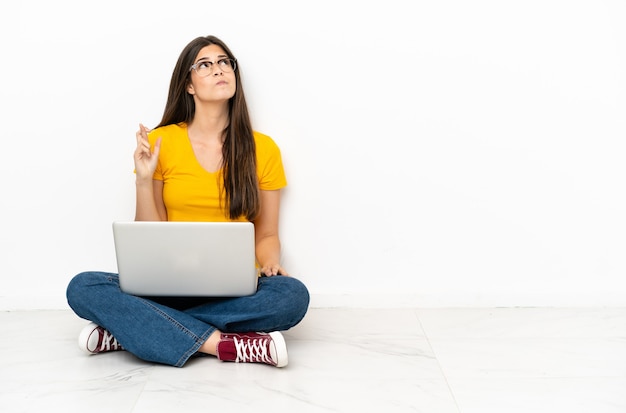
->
<box><xmin>189</xmin><ymin>58</ymin><xmax>237</xmax><ymax>77</ymax></box>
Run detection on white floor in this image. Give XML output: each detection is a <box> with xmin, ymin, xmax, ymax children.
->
<box><xmin>1</xmin><ymin>307</ymin><xmax>625</xmax><ymax>413</ymax></box>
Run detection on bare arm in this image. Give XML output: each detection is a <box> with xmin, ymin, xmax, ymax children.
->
<box><xmin>135</xmin><ymin>179</ymin><xmax>167</xmax><ymax>221</ymax></box>
<box><xmin>254</xmin><ymin>189</ymin><xmax>288</xmax><ymax>276</ymax></box>
<box><xmin>133</xmin><ymin>124</ymin><xmax>167</xmax><ymax>221</ymax></box>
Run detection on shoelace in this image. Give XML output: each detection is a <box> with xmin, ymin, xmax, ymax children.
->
<box><xmin>233</xmin><ymin>336</ymin><xmax>273</xmax><ymax>364</ymax></box>
<box><xmin>99</xmin><ymin>329</ymin><xmax>122</xmax><ymax>352</ymax></box>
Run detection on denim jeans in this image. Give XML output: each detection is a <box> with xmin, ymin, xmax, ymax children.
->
<box><xmin>66</xmin><ymin>271</ymin><xmax>310</xmax><ymax>367</ymax></box>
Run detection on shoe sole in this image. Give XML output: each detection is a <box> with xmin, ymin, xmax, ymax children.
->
<box><xmin>78</xmin><ymin>322</ymin><xmax>100</xmax><ymax>354</ymax></box>
<box><xmin>269</xmin><ymin>331</ymin><xmax>288</xmax><ymax>367</ymax></box>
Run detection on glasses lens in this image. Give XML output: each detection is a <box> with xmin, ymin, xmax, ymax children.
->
<box><xmin>195</xmin><ymin>61</ymin><xmax>212</xmax><ymax>77</ymax></box>
<box><xmin>219</xmin><ymin>59</ymin><xmax>236</xmax><ymax>72</ymax></box>
<box><xmin>192</xmin><ymin>59</ymin><xmax>237</xmax><ymax>77</ymax></box>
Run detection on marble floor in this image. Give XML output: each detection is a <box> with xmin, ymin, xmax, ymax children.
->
<box><xmin>0</xmin><ymin>307</ymin><xmax>625</xmax><ymax>412</ymax></box>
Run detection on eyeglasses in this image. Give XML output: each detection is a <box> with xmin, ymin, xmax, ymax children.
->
<box><xmin>189</xmin><ymin>58</ymin><xmax>237</xmax><ymax>77</ymax></box>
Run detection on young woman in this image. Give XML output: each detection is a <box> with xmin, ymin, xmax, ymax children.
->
<box><xmin>66</xmin><ymin>35</ymin><xmax>310</xmax><ymax>368</ymax></box>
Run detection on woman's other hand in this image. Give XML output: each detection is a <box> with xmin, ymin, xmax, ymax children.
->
<box><xmin>260</xmin><ymin>264</ymin><xmax>289</xmax><ymax>277</ymax></box>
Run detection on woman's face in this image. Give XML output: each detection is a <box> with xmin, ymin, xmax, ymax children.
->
<box><xmin>187</xmin><ymin>44</ymin><xmax>237</xmax><ymax>103</ymax></box>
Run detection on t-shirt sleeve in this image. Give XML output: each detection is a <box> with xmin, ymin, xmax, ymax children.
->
<box><xmin>255</xmin><ymin>132</ymin><xmax>287</xmax><ymax>190</ymax></box>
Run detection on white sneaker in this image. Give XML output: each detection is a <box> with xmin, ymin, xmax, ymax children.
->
<box><xmin>78</xmin><ymin>322</ymin><xmax>124</xmax><ymax>354</ymax></box>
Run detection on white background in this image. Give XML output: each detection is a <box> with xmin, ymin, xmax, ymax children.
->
<box><xmin>1</xmin><ymin>0</ymin><xmax>624</xmax><ymax>309</ymax></box>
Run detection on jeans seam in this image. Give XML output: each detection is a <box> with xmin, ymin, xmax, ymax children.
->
<box><xmin>140</xmin><ymin>298</ymin><xmax>213</xmax><ymax>367</ymax></box>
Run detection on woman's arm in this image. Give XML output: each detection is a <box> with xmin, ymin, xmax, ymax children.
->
<box><xmin>133</xmin><ymin>124</ymin><xmax>166</xmax><ymax>221</ymax></box>
<box><xmin>135</xmin><ymin>179</ymin><xmax>167</xmax><ymax>221</ymax></box>
<box><xmin>254</xmin><ymin>189</ymin><xmax>288</xmax><ymax>276</ymax></box>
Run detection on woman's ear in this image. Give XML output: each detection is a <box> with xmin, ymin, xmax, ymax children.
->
<box><xmin>187</xmin><ymin>83</ymin><xmax>195</xmax><ymax>95</ymax></box>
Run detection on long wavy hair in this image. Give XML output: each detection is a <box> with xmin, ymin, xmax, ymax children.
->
<box><xmin>155</xmin><ymin>35</ymin><xmax>259</xmax><ymax>221</ymax></box>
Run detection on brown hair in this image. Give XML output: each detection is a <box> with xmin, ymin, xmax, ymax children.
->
<box><xmin>156</xmin><ymin>35</ymin><xmax>259</xmax><ymax>221</ymax></box>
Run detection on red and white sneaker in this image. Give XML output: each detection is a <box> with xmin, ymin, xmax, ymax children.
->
<box><xmin>78</xmin><ymin>322</ymin><xmax>124</xmax><ymax>354</ymax></box>
<box><xmin>216</xmin><ymin>331</ymin><xmax>288</xmax><ymax>367</ymax></box>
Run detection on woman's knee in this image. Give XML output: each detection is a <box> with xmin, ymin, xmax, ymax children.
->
<box><xmin>265</xmin><ymin>275</ymin><xmax>310</xmax><ymax>322</ymax></box>
<box><xmin>287</xmin><ymin>276</ymin><xmax>310</xmax><ymax>308</ymax></box>
<box><xmin>66</xmin><ymin>271</ymin><xmax>118</xmax><ymax>307</ymax></box>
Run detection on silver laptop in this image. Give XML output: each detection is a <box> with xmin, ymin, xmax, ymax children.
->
<box><xmin>112</xmin><ymin>221</ymin><xmax>258</xmax><ymax>297</ymax></box>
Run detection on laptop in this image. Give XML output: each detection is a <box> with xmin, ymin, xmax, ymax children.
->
<box><xmin>112</xmin><ymin>221</ymin><xmax>258</xmax><ymax>297</ymax></box>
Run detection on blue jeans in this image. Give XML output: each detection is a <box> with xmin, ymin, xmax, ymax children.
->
<box><xmin>66</xmin><ymin>272</ymin><xmax>310</xmax><ymax>367</ymax></box>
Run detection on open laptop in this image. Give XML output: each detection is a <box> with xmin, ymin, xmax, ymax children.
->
<box><xmin>112</xmin><ymin>221</ymin><xmax>258</xmax><ymax>297</ymax></box>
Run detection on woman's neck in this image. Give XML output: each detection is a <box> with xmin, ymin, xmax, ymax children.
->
<box><xmin>188</xmin><ymin>105</ymin><xmax>229</xmax><ymax>143</ymax></box>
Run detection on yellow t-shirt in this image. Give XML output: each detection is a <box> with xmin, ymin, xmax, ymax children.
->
<box><xmin>147</xmin><ymin>123</ymin><xmax>287</xmax><ymax>222</ymax></box>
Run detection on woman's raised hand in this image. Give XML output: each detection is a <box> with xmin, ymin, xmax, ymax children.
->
<box><xmin>133</xmin><ymin>123</ymin><xmax>161</xmax><ymax>182</ymax></box>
